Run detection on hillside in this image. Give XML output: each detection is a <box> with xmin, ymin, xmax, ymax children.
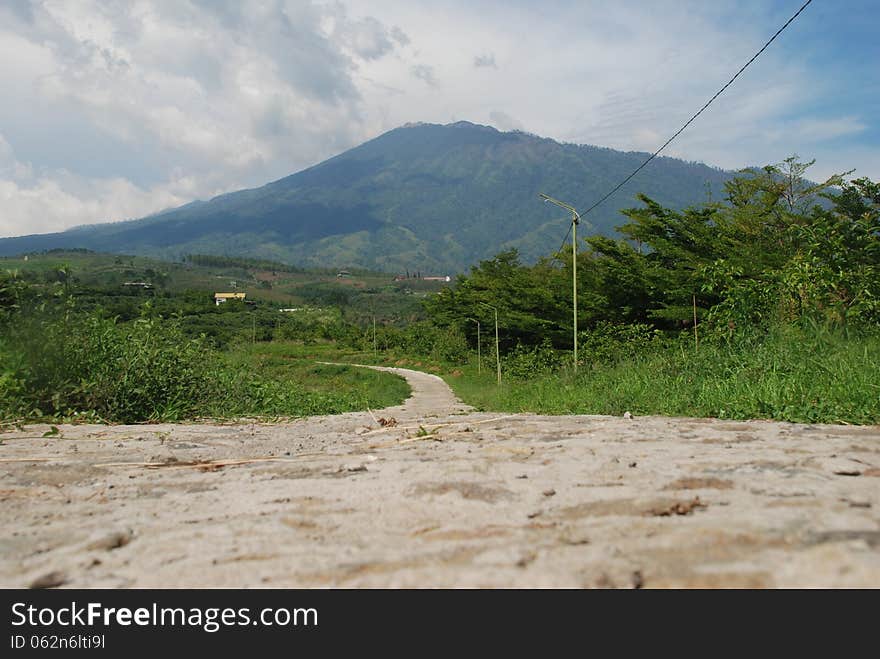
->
<box><xmin>0</xmin><ymin>121</ymin><xmax>733</xmax><ymax>273</ymax></box>
<box><xmin>0</xmin><ymin>250</ymin><xmax>445</xmax><ymax>314</ymax></box>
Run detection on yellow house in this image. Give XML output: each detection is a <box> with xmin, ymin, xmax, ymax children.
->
<box><xmin>214</xmin><ymin>292</ymin><xmax>246</xmax><ymax>306</ymax></box>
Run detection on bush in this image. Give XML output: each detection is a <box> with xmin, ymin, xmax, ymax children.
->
<box><xmin>502</xmin><ymin>339</ymin><xmax>563</xmax><ymax>379</ymax></box>
<box><xmin>356</xmin><ymin>321</ymin><xmax>470</xmax><ymax>363</ymax></box>
<box><xmin>1</xmin><ymin>312</ymin><xmax>215</xmax><ymax>422</ymax></box>
<box><xmin>578</xmin><ymin>322</ymin><xmax>662</xmax><ymax>365</ymax></box>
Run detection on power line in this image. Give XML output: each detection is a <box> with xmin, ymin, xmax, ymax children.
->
<box><xmin>548</xmin><ymin>217</ymin><xmax>573</xmax><ymax>264</ymax></box>
<box><xmin>546</xmin><ymin>0</ymin><xmax>814</xmax><ymax>264</ymax></box>
<box><xmin>582</xmin><ymin>0</ymin><xmax>813</xmax><ymax>218</ymax></box>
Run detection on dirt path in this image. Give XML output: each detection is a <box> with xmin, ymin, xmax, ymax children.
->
<box><xmin>1</xmin><ymin>367</ymin><xmax>878</xmax><ymax>588</ymax></box>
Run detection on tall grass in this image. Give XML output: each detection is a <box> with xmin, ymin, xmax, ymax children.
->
<box><xmin>449</xmin><ymin>325</ymin><xmax>880</xmax><ymax>424</ymax></box>
<box><xmin>1</xmin><ymin>313</ymin><xmax>214</xmax><ymax>422</ymax></box>
<box><xmin>206</xmin><ymin>342</ymin><xmax>410</xmax><ymax>418</ymax></box>
<box><xmin>0</xmin><ymin>312</ymin><xmax>409</xmax><ymax>423</ymax></box>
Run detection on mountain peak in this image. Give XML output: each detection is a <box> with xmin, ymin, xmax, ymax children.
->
<box><xmin>0</xmin><ymin>124</ymin><xmax>734</xmax><ymax>272</ymax></box>
<box><xmin>399</xmin><ymin>119</ymin><xmax>499</xmax><ymax>132</ymax></box>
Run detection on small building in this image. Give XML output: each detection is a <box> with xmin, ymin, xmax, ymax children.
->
<box><xmin>214</xmin><ymin>292</ymin><xmax>246</xmax><ymax>306</ymax></box>
<box><xmin>336</xmin><ymin>270</ymin><xmax>351</xmax><ymax>278</ymax></box>
<box><xmin>123</xmin><ymin>282</ymin><xmax>153</xmax><ymax>289</ymax></box>
<box><xmin>423</xmin><ymin>275</ymin><xmax>452</xmax><ymax>282</ymax></box>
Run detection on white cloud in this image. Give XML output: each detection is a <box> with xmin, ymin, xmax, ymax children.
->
<box><xmin>488</xmin><ymin>110</ymin><xmax>523</xmax><ymax>132</ymax></box>
<box><xmin>0</xmin><ymin>131</ymin><xmax>207</xmax><ymax>236</ymax></box>
<box><xmin>0</xmin><ymin>135</ymin><xmax>34</xmax><ymax>181</ymax></box>
<box><xmin>784</xmin><ymin>117</ymin><xmax>867</xmax><ymax>143</ymax></box>
<box><xmin>0</xmin><ymin>0</ymin><xmax>874</xmax><ymax>238</ymax></box>
<box><xmin>349</xmin><ymin>0</ymin><xmax>874</xmax><ymax>180</ymax></box>
<box><xmin>474</xmin><ymin>53</ymin><xmax>497</xmax><ymax>69</ymax></box>
<box><xmin>0</xmin><ymin>0</ymin><xmax>413</xmax><ymax>237</ymax></box>
<box><xmin>331</xmin><ymin>14</ymin><xmax>408</xmax><ymax>61</ymax></box>
<box><xmin>410</xmin><ymin>64</ymin><xmax>437</xmax><ymax>87</ymax></box>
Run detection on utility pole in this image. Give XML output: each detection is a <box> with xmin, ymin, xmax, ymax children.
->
<box><xmin>373</xmin><ymin>314</ymin><xmax>377</xmax><ymax>358</ymax></box>
<box><xmin>540</xmin><ymin>193</ymin><xmax>580</xmax><ymax>374</ymax></box>
<box><xmin>466</xmin><ymin>317</ymin><xmax>481</xmax><ymax>374</ymax></box>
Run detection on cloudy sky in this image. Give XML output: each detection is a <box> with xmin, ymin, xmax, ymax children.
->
<box><xmin>1</xmin><ymin>0</ymin><xmax>877</xmax><ymax>237</ymax></box>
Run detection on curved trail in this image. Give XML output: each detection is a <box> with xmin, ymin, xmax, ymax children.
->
<box><xmin>317</xmin><ymin>362</ymin><xmax>472</xmax><ymax>419</ymax></box>
<box><xmin>1</xmin><ymin>365</ymin><xmax>878</xmax><ymax>588</ymax></box>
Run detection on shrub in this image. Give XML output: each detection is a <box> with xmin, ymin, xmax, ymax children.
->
<box><xmin>502</xmin><ymin>339</ymin><xmax>563</xmax><ymax>379</ymax></box>
<box><xmin>1</xmin><ymin>312</ymin><xmax>215</xmax><ymax>422</ymax></box>
<box><xmin>577</xmin><ymin>322</ymin><xmax>661</xmax><ymax>365</ymax></box>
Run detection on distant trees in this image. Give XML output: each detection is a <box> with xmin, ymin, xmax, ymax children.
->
<box><xmin>427</xmin><ymin>158</ymin><xmax>880</xmax><ymax>350</ymax></box>
<box><xmin>425</xmin><ymin>249</ymin><xmax>571</xmax><ymax>350</ymax></box>
<box><xmin>184</xmin><ymin>254</ymin><xmax>303</xmax><ymax>273</ymax></box>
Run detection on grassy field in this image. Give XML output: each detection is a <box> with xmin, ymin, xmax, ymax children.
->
<box><xmin>441</xmin><ymin>326</ymin><xmax>880</xmax><ymax>425</ymax></box>
<box><xmin>0</xmin><ymin>313</ymin><xmax>409</xmax><ymax>424</ymax></box>
<box><xmin>322</xmin><ymin>323</ymin><xmax>880</xmax><ymax>425</ymax></box>
<box><xmin>5</xmin><ymin>251</ymin><xmax>877</xmax><ymax>426</ymax></box>
<box><xmin>4</xmin><ymin>316</ymin><xmax>877</xmax><ymax>425</ymax></box>
<box><xmin>0</xmin><ymin>251</ymin><xmax>427</xmax><ymax>423</ymax></box>
<box><xmin>210</xmin><ymin>342</ymin><xmax>410</xmax><ymax>420</ymax></box>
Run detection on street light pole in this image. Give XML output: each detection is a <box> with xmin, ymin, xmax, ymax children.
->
<box><xmin>539</xmin><ymin>193</ymin><xmax>580</xmax><ymax>374</ymax></box>
<box><xmin>466</xmin><ymin>317</ymin><xmax>481</xmax><ymax>374</ymax></box>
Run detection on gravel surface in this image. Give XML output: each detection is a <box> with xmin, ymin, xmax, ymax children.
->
<box><xmin>1</xmin><ymin>366</ymin><xmax>878</xmax><ymax>588</ymax></box>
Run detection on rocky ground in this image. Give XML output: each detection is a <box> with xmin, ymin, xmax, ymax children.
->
<box><xmin>1</xmin><ymin>366</ymin><xmax>878</xmax><ymax>588</ymax></box>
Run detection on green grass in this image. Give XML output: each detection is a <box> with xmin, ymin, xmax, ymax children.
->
<box><xmin>4</xmin><ymin>263</ymin><xmax>876</xmax><ymax>426</ymax></box>
<box><xmin>0</xmin><ymin>308</ymin><xmax>409</xmax><ymax>424</ymax></box>
<box><xmin>209</xmin><ymin>341</ymin><xmax>410</xmax><ymax>419</ymax></box>
<box><xmin>0</xmin><ymin>253</ymin><xmax>426</xmax><ymax>423</ymax></box>
<box><xmin>444</xmin><ymin>326</ymin><xmax>880</xmax><ymax>425</ymax></box>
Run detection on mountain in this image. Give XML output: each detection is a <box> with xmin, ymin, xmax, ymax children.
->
<box><xmin>0</xmin><ymin>121</ymin><xmax>733</xmax><ymax>273</ymax></box>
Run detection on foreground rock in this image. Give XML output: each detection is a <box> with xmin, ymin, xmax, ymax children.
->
<box><xmin>1</xmin><ymin>367</ymin><xmax>878</xmax><ymax>588</ymax></box>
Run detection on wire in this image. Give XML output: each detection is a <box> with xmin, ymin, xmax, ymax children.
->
<box><xmin>547</xmin><ymin>0</ymin><xmax>814</xmax><ymax>265</ymax></box>
<box><xmin>583</xmin><ymin>0</ymin><xmax>813</xmax><ymax>218</ymax></box>
<box><xmin>552</xmin><ymin>222</ymin><xmax>573</xmax><ymax>263</ymax></box>
<box><xmin>538</xmin><ymin>213</ymin><xmax>574</xmax><ymax>265</ymax></box>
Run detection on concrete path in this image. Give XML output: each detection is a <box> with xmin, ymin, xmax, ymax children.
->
<box><xmin>316</xmin><ymin>363</ymin><xmax>473</xmax><ymax>418</ymax></box>
<box><xmin>1</xmin><ymin>366</ymin><xmax>878</xmax><ymax>588</ymax></box>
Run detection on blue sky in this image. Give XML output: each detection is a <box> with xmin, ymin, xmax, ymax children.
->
<box><xmin>0</xmin><ymin>0</ymin><xmax>877</xmax><ymax>237</ymax></box>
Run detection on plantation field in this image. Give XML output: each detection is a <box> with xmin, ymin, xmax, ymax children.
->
<box><xmin>0</xmin><ymin>249</ymin><xmax>447</xmax><ymax>313</ymax></box>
